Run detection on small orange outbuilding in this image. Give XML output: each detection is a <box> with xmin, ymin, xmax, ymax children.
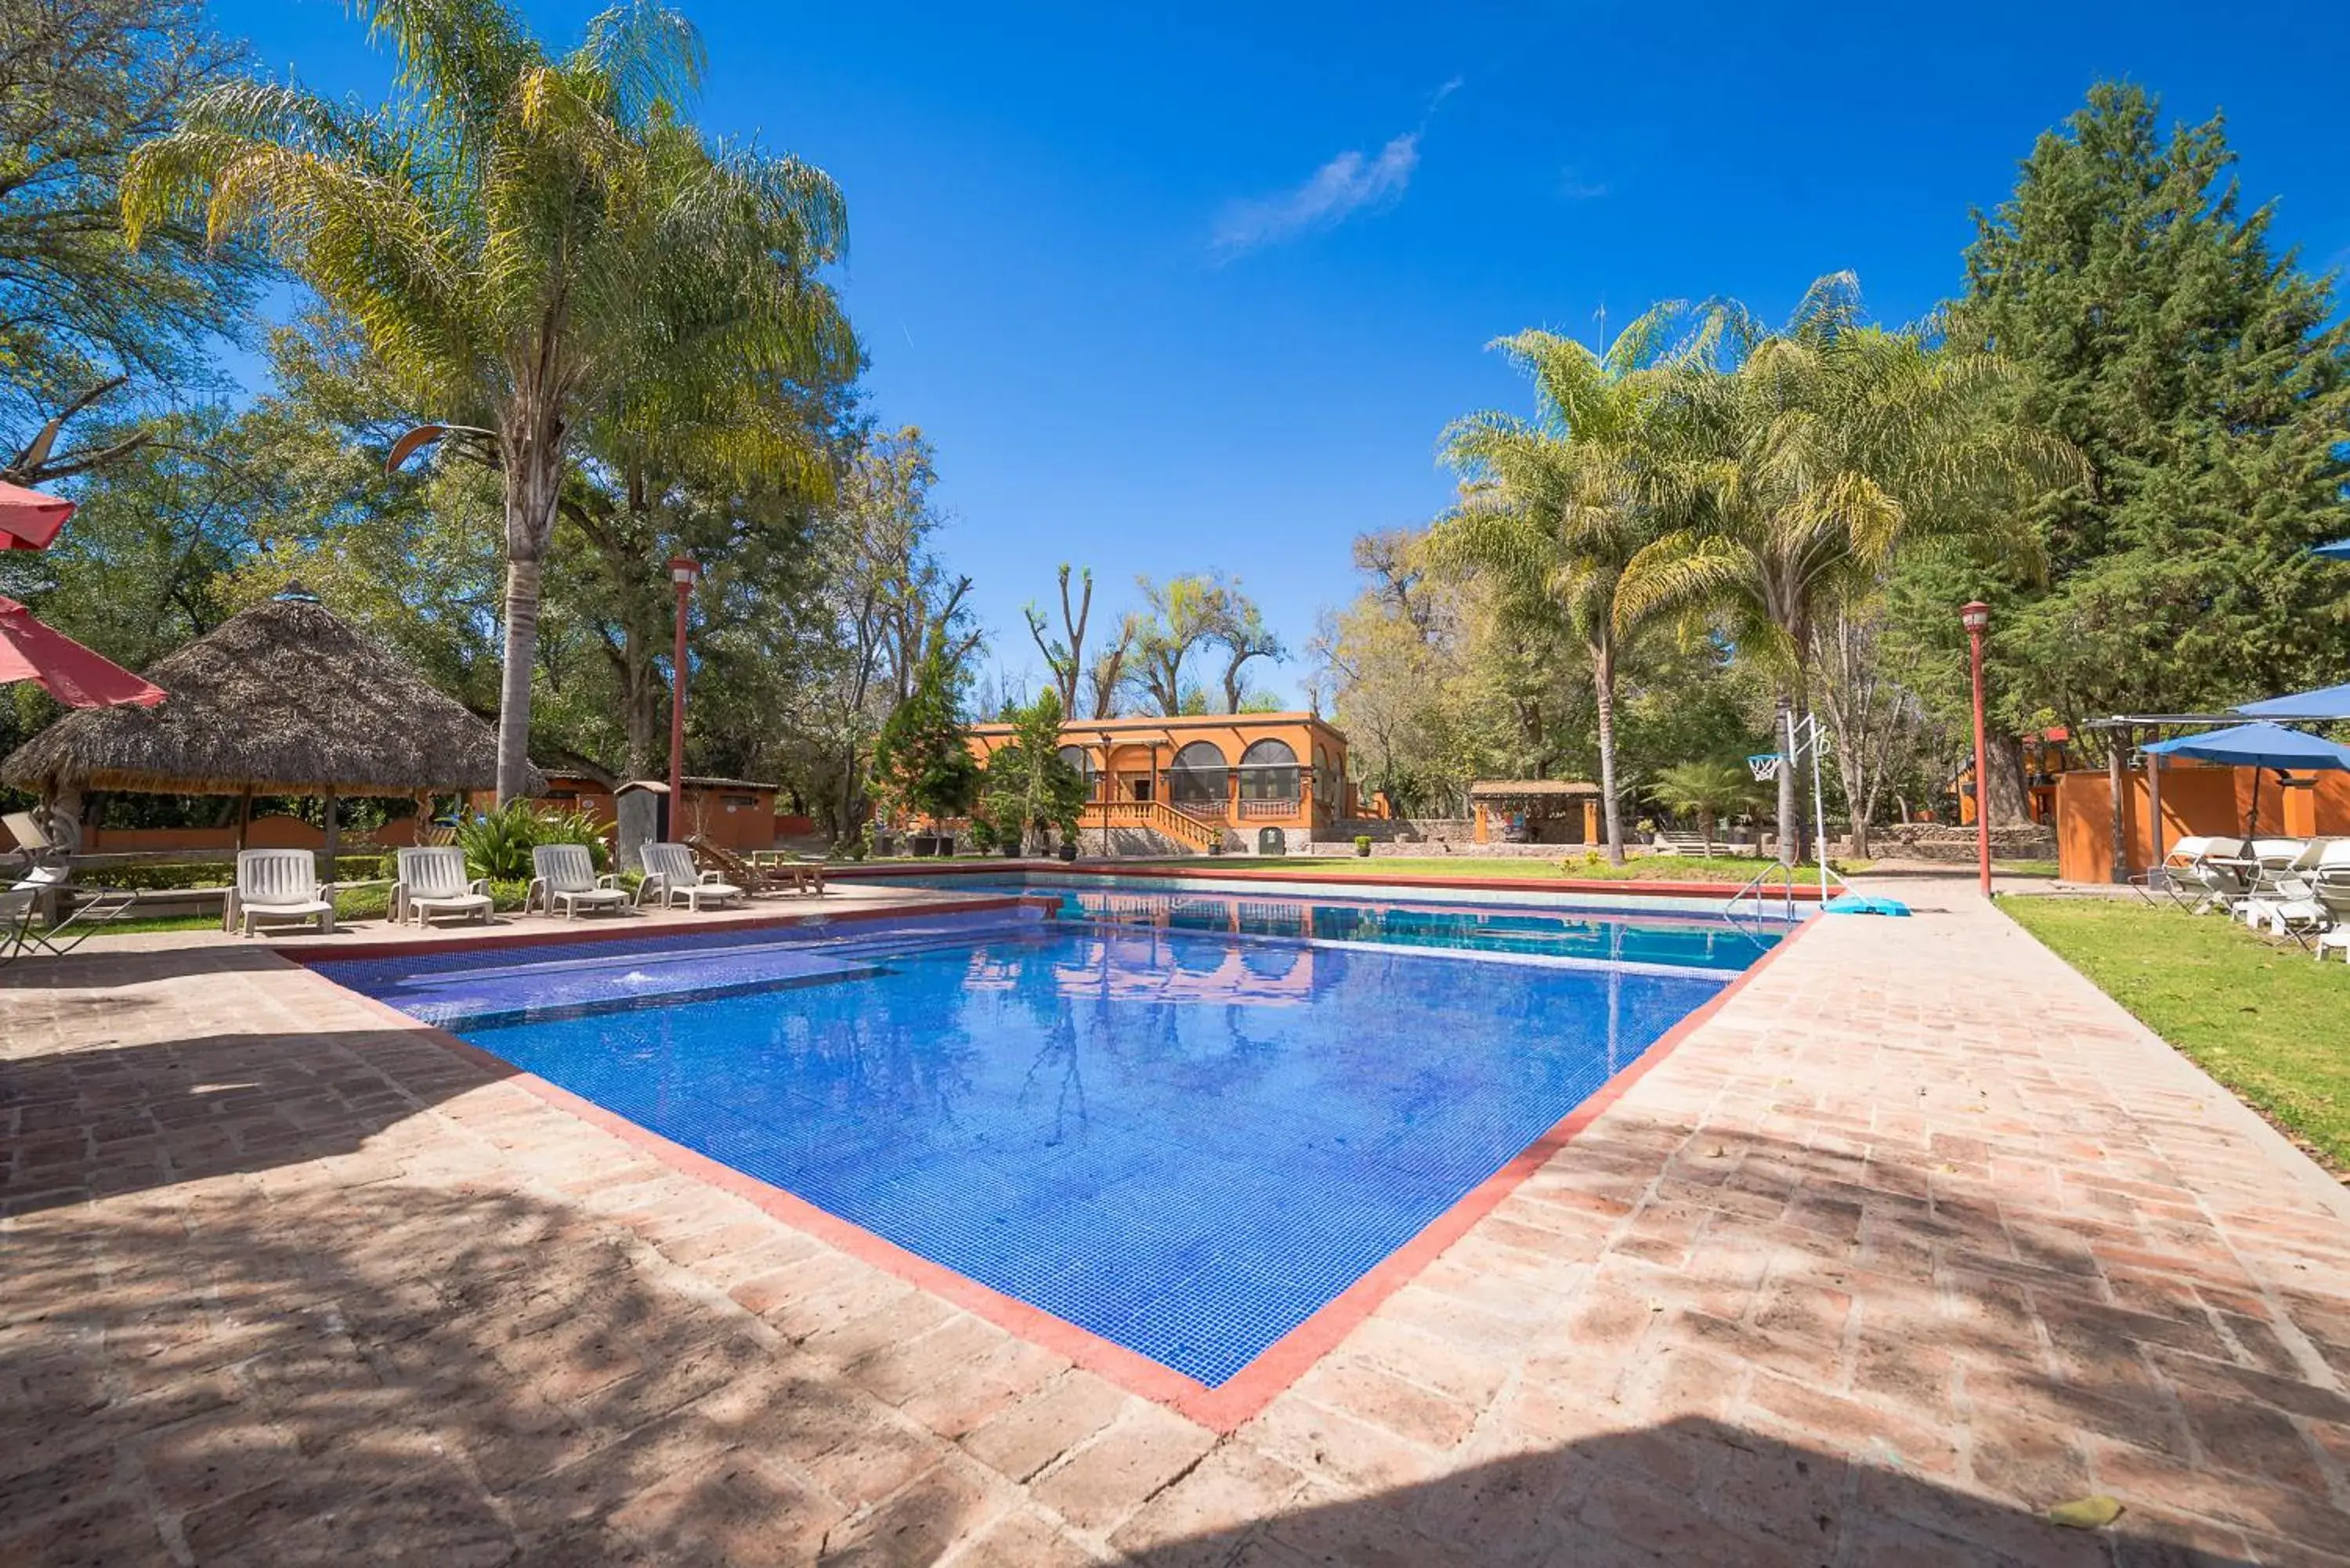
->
<box><xmin>2055</xmin><ymin>760</ymin><xmax>2350</xmax><ymax>883</ymax></box>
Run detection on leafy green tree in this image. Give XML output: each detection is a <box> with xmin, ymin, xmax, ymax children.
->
<box><xmin>0</xmin><ymin>0</ymin><xmax>261</xmax><ymax>482</ymax></box>
<box><xmin>873</xmin><ymin>632</ymin><xmax>978</xmax><ymax>827</ymax></box>
<box><xmin>1622</xmin><ymin>276</ymin><xmax>2074</xmax><ymax>855</ymax></box>
<box><xmin>1921</xmin><ymin>81</ymin><xmax>2350</xmax><ymax>744</ymax></box>
<box><xmin>783</xmin><ymin>430</ymin><xmax>982</xmax><ymax>844</ymax></box>
<box><xmin>977</xmin><ymin>688</ymin><xmax>1087</xmax><ymax>853</ymax></box>
<box><xmin>123</xmin><ymin>0</ymin><xmax>853</xmax><ymax>803</ymax></box>
<box><xmin>1129</xmin><ymin>573</ymin><xmax>1231</xmax><ymax>716</ymax></box>
<box><xmin>1424</xmin><ymin>308</ymin><xmax>1728</xmax><ymax>862</ymax></box>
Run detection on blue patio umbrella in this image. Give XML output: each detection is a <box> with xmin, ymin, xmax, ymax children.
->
<box><xmin>2141</xmin><ymin>721</ymin><xmax>2350</xmax><ymax>835</ymax></box>
<box><xmin>2236</xmin><ymin>682</ymin><xmax>2350</xmax><ymax>721</ymax></box>
<box><xmin>2316</xmin><ymin>538</ymin><xmax>2350</xmax><ymax>561</ymax></box>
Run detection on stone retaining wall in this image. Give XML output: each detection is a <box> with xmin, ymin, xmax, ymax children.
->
<box><xmin>1327</xmin><ymin>818</ymin><xmax>1477</xmax><ymax>845</ymax></box>
<box><xmin>1860</xmin><ymin>822</ymin><xmax>2057</xmax><ymax>863</ymax></box>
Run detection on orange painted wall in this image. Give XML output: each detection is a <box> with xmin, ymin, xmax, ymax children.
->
<box><xmin>967</xmin><ymin>713</ymin><xmax>1350</xmax><ymax>833</ymax></box>
<box><xmin>673</xmin><ymin>783</ymin><xmax>777</xmax><ymax>851</ymax></box>
<box><xmin>61</xmin><ymin>815</ymin><xmax>424</xmax><ymax>854</ymax></box>
<box><xmin>2055</xmin><ymin>763</ymin><xmax>2350</xmax><ymax>883</ymax></box>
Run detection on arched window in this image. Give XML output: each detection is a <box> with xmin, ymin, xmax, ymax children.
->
<box><xmin>1169</xmin><ymin>741</ymin><xmax>1227</xmax><ymax>808</ymax></box>
<box><xmin>1056</xmin><ymin>744</ymin><xmax>1094</xmax><ymax>784</ymax></box>
<box><xmin>1238</xmin><ymin>738</ymin><xmax>1300</xmax><ymax>804</ymax></box>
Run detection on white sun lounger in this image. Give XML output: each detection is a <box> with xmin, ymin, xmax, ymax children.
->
<box><xmin>526</xmin><ymin>843</ymin><xmax>627</xmax><ymax>919</ymax></box>
<box><xmin>2</xmin><ymin>863</ymin><xmax>136</xmax><ymax>963</ymax></box>
<box><xmin>2178</xmin><ymin>836</ymin><xmax>2251</xmax><ymax>916</ymax></box>
<box><xmin>229</xmin><ymin>848</ymin><xmax>335</xmax><ymax>937</ymax></box>
<box><xmin>2240</xmin><ymin>840</ymin><xmax>2330</xmax><ymax>938</ymax></box>
<box><xmin>392</xmin><ymin>845</ymin><xmax>494</xmax><ymax>927</ymax></box>
<box><xmin>637</xmin><ymin>843</ymin><xmax>745</xmax><ymax>912</ymax></box>
<box><xmin>2307</xmin><ymin>844</ymin><xmax>2350</xmax><ymax>963</ymax></box>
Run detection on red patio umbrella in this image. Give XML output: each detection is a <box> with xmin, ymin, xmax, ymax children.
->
<box><xmin>0</xmin><ymin>480</ymin><xmax>74</xmax><ymax>551</ymax></box>
<box><xmin>0</xmin><ymin>596</ymin><xmax>166</xmax><ymax>708</ymax></box>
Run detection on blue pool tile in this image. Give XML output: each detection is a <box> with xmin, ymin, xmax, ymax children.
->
<box><xmin>316</xmin><ymin>894</ymin><xmax>1754</xmax><ymax>1389</ymax></box>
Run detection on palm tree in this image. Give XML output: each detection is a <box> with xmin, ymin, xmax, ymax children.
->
<box><xmin>1424</xmin><ymin>305</ymin><xmax>1737</xmax><ymax>862</ymax></box>
<box><xmin>1620</xmin><ymin>274</ymin><xmax>2075</xmax><ymax>858</ymax></box>
<box><xmin>121</xmin><ymin>1</ymin><xmax>852</xmax><ymax>800</ymax></box>
<box><xmin>564</xmin><ymin>118</ymin><xmax>859</xmax><ymax>775</ymax></box>
<box><xmin>1649</xmin><ymin>760</ymin><xmax>1764</xmax><ymax>852</ymax></box>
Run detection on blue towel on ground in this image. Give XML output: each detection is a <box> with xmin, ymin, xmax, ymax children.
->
<box><xmin>1823</xmin><ymin>894</ymin><xmax>1911</xmax><ymax>917</ymax></box>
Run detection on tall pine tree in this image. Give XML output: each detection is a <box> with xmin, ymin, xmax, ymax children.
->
<box><xmin>1900</xmin><ymin>82</ymin><xmax>2350</xmax><ymax>751</ymax></box>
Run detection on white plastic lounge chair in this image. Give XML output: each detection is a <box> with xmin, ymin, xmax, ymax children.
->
<box><xmin>2</xmin><ymin>863</ymin><xmax>136</xmax><ymax>963</ymax></box>
<box><xmin>2179</xmin><ymin>836</ymin><xmax>2251</xmax><ymax>916</ymax></box>
<box><xmin>2131</xmin><ymin>835</ymin><xmax>2211</xmax><ymax>906</ymax></box>
<box><xmin>2241</xmin><ymin>840</ymin><xmax>2324</xmax><ymax>935</ymax></box>
<box><xmin>638</xmin><ymin>842</ymin><xmax>744</xmax><ymax>911</ymax></box>
<box><xmin>2309</xmin><ymin>844</ymin><xmax>2350</xmax><ymax>963</ymax></box>
<box><xmin>229</xmin><ymin>848</ymin><xmax>335</xmax><ymax>937</ymax></box>
<box><xmin>526</xmin><ymin>843</ymin><xmax>626</xmax><ymax>919</ymax></box>
<box><xmin>392</xmin><ymin>845</ymin><xmax>494</xmax><ymax>928</ymax></box>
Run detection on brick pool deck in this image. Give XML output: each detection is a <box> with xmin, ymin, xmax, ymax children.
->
<box><xmin>4</xmin><ymin>886</ymin><xmax>2347</xmax><ymax>1565</ymax></box>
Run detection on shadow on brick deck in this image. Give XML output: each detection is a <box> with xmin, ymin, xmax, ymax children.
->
<box><xmin>4</xmin><ymin>1171</ymin><xmax>2331</xmax><ymax>1567</ymax></box>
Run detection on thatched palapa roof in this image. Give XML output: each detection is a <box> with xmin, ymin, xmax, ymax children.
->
<box><xmin>1</xmin><ymin>586</ymin><xmax>541</xmax><ymax>797</ymax></box>
<box><xmin>1468</xmin><ymin>779</ymin><xmax>1602</xmax><ymax>801</ymax></box>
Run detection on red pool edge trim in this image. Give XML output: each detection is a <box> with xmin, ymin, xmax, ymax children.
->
<box><xmin>831</xmin><ymin>858</ymin><xmax>1827</xmax><ymax>902</ymax></box>
<box><xmin>295</xmin><ymin>907</ymin><xmax>1818</xmax><ymax>1434</ymax></box>
<box><xmin>276</xmin><ymin>892</ymin><xmax>1055</xmax><ymax>963</ymax></box>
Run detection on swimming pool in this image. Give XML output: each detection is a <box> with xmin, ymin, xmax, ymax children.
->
<box><xmin>317</xmin><ymin>887</ymin><xmax>1769</xmax><ymax>1390</ymax></box>
<box><xmin>862</xmin><ymin>870</ymin><xmax>1781</xmax><ymax>973</ymax></box>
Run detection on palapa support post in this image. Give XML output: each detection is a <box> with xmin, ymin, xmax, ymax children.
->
<box><xmin>234</xmin><ymin>789</ymin><xmax>251</xmax><ymax>852</ymax></box>
<box><xmin>320</xmin><ymin>789</ymin><xmax>339</xmax><ymax>885</ymax></box>
<box><xmin>2107</xmin><ymin>732</ymin><xmax>2129</xmax><ymax>885</ymax></box>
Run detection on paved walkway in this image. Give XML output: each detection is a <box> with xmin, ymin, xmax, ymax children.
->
<box><xmin>3</xmin><ymin>891</ymin><xmax>2346</xmax><ymax>1565</ymax></box>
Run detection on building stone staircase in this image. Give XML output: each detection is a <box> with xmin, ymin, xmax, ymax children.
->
<box><xmin>1077</xmin><ymin>800</ymin><xmax>1224</xmax><ymax>855</ymax></box>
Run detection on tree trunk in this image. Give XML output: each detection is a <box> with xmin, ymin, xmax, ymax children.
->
<box><xmin>1589</xmin><ymin>638</ymin><xmax>1625</xmax><ymax>865</ymax></box>
<box><xmin>1775</xmin><ymin>694</ymin><xmax>1800</xmax><ymax>867</ymax></box>
<box><xmin>1983</xmin><ymin>733</ymin><xmax>2031</xmax><ymax>828</ymax></box>
<box><xmin>495</xmin><ymin>554</ymin><xmax>544</xmax><ymax>804</ymax></box>
<box><xmin>621</xmin><ymin>623</ymin><xmax>659</xmax><ymax>777</ymax></box>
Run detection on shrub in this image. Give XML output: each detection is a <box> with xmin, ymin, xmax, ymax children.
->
<box><xmin>333</xmin><ymin>883</ymin><xmax>393</xmax><ymax>922</ymax></box>
<box><xmin>78</xmin><ymin>854</ymin><xmax>389</xmax><ymax>891</ymax></box>
<box><xmin>454</xmin><ymin>801</ymin><xmax>609</xmax><ymax>883</ymax></box>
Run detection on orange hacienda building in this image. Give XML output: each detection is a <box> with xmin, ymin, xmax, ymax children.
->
<box><xmin>964</xmin><ymin>712</ymin><xmax>1354</xmax><ymax>853</ymax></box>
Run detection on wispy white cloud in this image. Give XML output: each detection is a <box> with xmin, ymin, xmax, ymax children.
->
<box><xmin>1558</xmin><ymin>164</ymin><xmax>1609</xmax><ymax>201</ymax></box>
<box><xmin>1210</xmin><ymin>79</ymin><xmax>1462</xmax><ymax>260</ymax></box>
<box><xmin>1212</xmin><ymin>134</ymin><xmax>1421</xmax><ymax>258</ymax></box>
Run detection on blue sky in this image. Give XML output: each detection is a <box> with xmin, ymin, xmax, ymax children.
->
<box><xmin>212</xmin><ymin>0</ymin><xmax>2350</xmax><ymax>705</ymax></box>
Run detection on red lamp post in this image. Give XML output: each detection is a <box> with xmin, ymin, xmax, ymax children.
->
<box><xmin>667</xmin><ymin>555</ymin><xmax>700</xmax><ymax>804</ymax></box>
<box><xmin>1961</xmin><ymin>600</ymin><xmax>1992</xmax><ymax>897</ymax></box>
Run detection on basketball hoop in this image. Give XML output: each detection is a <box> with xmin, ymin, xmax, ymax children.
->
<box><xmin>1747</xmin><ymin>753</ymin><xmax>1784</xmax><ymax>782</ymax></box>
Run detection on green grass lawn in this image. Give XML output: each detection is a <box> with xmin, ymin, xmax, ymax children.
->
<box><xmin>2004</xmin><ymin>897</ymin><xmax>2350</xmax><ymax>1172</ymax></box>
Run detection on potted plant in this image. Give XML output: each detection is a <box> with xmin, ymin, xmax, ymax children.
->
<box><xmin>1354</xmin><ymin>834</ymin><xmax>1373</xmax><ymax>858</ymax></box>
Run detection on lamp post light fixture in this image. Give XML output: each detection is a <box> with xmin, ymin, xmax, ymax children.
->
<box><xmin>1960</xmin><ymin>600</ymin><xmax>1993</xmax><ymax>898</ymax></box>
<box><xmin>667</xmin><ymin>555</ymin><xmax>701</xmax><ymax>804</ymax></box>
